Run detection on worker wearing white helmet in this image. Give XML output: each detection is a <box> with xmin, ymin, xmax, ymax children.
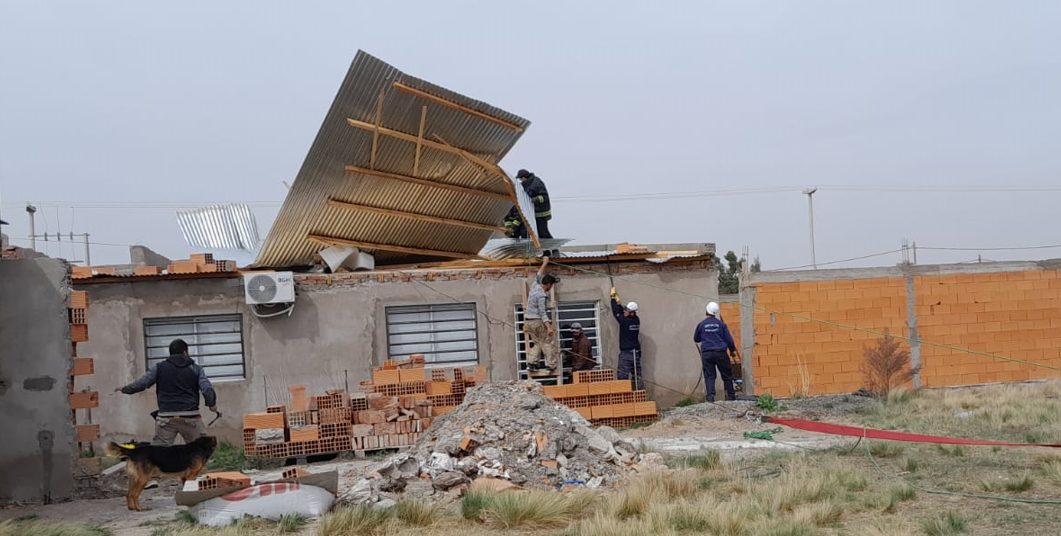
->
<box><xmin>694</xmin><ymin>301</ymin><xmax>739</xmax><ymax>402</ymax></box>
<box><xmin>609</xmin><ymin>287</ymin><xmax>643</xmax><ymax>390</ymax></box>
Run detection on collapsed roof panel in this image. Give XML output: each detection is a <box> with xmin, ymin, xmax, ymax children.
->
<box><xmin>254</xmin><ymin>51</ymin><xmax>534</xmax><ymax>268</ymax></box>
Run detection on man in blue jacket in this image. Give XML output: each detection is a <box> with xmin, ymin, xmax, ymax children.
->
<box><xmin>693</xmin><ymin>302</ymin><xmax>740</xmax><ymax>402</ymax></box>
<box><xmin>610</xmin><ymin>287</ymin><xmax>643</xmax><ymax>389</ymax></box>
<box><xmin>118</xmin><ymin>338</ymin><xmax>218</xmax><ymax>445</ymax></box>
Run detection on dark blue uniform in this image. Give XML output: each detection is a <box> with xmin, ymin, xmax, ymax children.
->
<box><xmin>612</xmin><ymin>299</ymin><xmax>643</xmax><ymax>389</ymax></box>
<box><xmin>693</xmin><ymin>316</ymin><xmax>737</xmax><ymax>401</ymax></box>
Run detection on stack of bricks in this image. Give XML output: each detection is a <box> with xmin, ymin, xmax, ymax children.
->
<box><xmin>68</xmin><ymin>289</ymin><xmax>102</xmax><ymax>477</ymax></box>
<box><xmin>363</xmin><ymin>357</ymin><xmax>487</xmax><ymax>417</ymax></box>
<box><xmin>167</xmin><ymin>253</ymin><xmax>237</xmax><ymax>275</ymax></box>
<box><xmin>542</xmin><ymin>368</ymin><xmax>658</xmax><ymax>429</ymax></box>
<box><xmin>197</xmin><ymin>471</ymin><xmax>252</xmax><ymax>491</ymax></box>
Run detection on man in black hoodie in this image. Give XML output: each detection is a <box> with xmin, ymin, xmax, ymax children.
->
<box><xmin>118</xmin><ymin>338</ymin><xmax>218</xmax><ymax>445</ymax></box>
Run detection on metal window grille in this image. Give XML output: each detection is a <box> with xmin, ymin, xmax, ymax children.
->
<box><xmin>514</xmin><ymin>301</ymin><xmax>602</xmax><ymax>383</ymax></box>
<box><xmin>386</xmin><ymin>303</ymin><xmax>479</xmax><ymax>366</ymax></box>
<box><xmin>143</xmin><ymin>314</ymin><xmax>245</xmax><ymax>380</ymax></box>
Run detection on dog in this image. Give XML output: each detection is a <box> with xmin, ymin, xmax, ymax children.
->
<box><xmin>106</xmin><ymin>436</ymin><xmax>218</xmax><ymax>511</ymax></box>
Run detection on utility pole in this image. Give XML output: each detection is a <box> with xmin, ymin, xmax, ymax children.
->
<box><xmin>83</xmin><ymin>233</ymin><xmax>90</xmax><ymax>266</ymax></box>
<box><xmin>802</xmin><ymin>188</ymin><xmax>818</xmax><ymax>269</ymax></box>
<box><xmin>26</xmin><ymin>204</ymin><xmax>36</xmax><ymax>250</ymax></box>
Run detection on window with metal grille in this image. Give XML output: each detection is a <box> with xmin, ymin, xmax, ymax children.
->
<box><xmin>143</xmin><ymin>314</ymin><xmax>245</xmax><ymax>381</ymax></box>
<box><xmin>386</xmin><ymin>303</ymin><xmax>479</xmax><ymax>366</ymax></box>
<box><xmin>514</xmin><ymin>300</ymin><xmax>602</xmax><ymax>382</ymax></box>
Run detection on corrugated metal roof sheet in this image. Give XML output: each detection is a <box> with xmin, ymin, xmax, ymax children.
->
<box><xmin>254</xmin><ymin>51</ymin><xmax>532</xmax><ymax>268</ymax></box>
<box><xmin>177</xmin><ymin>204</ymin><xmax>261</xmax><ymax>251</ymax></box>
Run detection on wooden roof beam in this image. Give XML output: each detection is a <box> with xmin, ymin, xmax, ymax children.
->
<box><xmin>392</xmin><ymin>82</ymin><xmax>525</xmax><ymax>132</ymax></box>
<box><xmin>344</xmin><ymin>165</ymin><xmax>511</xmax><ymax>202</ymax></box>
<box><xmin>308</xmin><ymin>234</ymin><xmax>474</xmax><ymax>260</ymax></box>
<box><xmin>327</xmin><ymin>198</ymin><xmax>505</xmax><ymax>233</ymax></box>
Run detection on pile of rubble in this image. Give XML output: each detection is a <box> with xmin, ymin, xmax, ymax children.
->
<box><xmin>340</xmin><ymin>381</ymin><xmax>658</xmax><ymax>504</ymax></box>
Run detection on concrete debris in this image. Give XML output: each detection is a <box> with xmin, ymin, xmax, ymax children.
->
<box><xmin>338</xmin><ymin>381</ymin><xmax>645</xmax><ymax>504</ymax></box>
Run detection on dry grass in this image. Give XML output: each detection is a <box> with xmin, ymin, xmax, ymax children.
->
<box><xmin>921</xmin><ymin>511</ymin><xmax>968</xmax><ymax>536</ymax></box>
<box><xmin>318</xmin><ymin>504</ymin><xmax>393</xmax><ymax>536</ymax></box>
<box><xmin>862</xmin><ymin>333</ymin><xmax>916</xmax><ymax>398</ymax></box>
<box><xmin>395</xmin><ymin>499</ymin><xmax>443</xmax><ymax>527</ymax></box>
<box><xmin>0</xmin><ymin>519</ymin><xmax>110</xmax><ymax>536</ymax></box>
<box><xmin>980</xmin><ymin>473</ymin><xmax>1035</xmax><ymax>493</ymax></box>
<box><xmin>480</xmin><ymin>489</ymin><xmax>578</xmax><ymax>529</ymax></box>
<box><xmin>789</xmin><ymin>354</ymin><xmax>813</xmax><ymax>398</ymax></box>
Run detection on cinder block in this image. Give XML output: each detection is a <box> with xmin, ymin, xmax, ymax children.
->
<box><xmin>243</xmin><ymin>412</ymin><xmax>285</xmax><ymax>430</ymax></box>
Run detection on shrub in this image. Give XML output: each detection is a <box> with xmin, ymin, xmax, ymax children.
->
<box><xmin>862</xmin><ymin>332</ymin><xmax>917</xmax><ymax>398</ymax></box>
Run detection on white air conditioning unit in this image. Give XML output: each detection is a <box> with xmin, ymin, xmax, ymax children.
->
<box><xmin>243</xmin><ymin>271</ymin><xmax>295</xmax><ymax>305</ymax></box>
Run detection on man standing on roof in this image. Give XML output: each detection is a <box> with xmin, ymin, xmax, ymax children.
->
<box><xmin>503</xmin><ymin>205</ymin><xmax>526</xmax><ymax>239</ymax></box>
<box><xmin>516</xmin><ymin>169</ymin><xmax>553</xmax><ymax>240</ymax></box>
<box><xmin>694</xmin><ymin>302</ymin><xmax>739</xmax><ymax>402</ymax></box>
<box><xmin>524</xmin><ymin>256</ymin><xmax>560</xmax><ymax>374</ymax></box>
<box><xmin>610</xmin><ymin>287</ymin><xmax>643</xmax><ymax>389</ymax></box>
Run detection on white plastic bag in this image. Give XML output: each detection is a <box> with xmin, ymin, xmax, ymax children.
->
<box><xmin>190</xmin><ymin>482</ymin><xmax>335</xmax><ymax>527</ymax></box>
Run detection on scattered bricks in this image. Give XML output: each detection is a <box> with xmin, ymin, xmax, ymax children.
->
<box><xmin>543</xmin><ymin>385</ymin><xmax>566</xmax><ymax>398</ymax></box>
<box><xmin>574</xmin><ymin>369</ymin><xmax>616</xmax><ymax>384</ymax></box>
<box><xmin>254</xmin><ymin>428</ymin><xmax>285</xmax><ymax>445</ymax></box>
<box><xmin>266</xmin><ymin>404</ymin><xmax>287</xmax><ymax>414</ymax></box>
<box><xmin>289</xmin><ymin>426</ymin><xmax>319</xmax><ymax>442</ymax></box>
<box><xmin>383</xmin><ymin>406</ymin><xmax>400</xmax><ymax>422</ymax></box>
<box><xmin>399</xmin><ymin>368</ymin><xmax>426</xmax><ymax>383</ymax></box>
<box><xmin>190</xmin><ymin>253</ymin><xmax>215</xmax><ymax>264</ymax></box>
<box><xmin>351</xmin><ymin>396</ymin><xmax>368</xmax><ymax>411</ymax></box>
<box><xmin>70</xmin><ymin>391</ymin><xmax>98</xmax><ymax>409</ymax></box>
<box><xmin>201</xmin><ymin>471</ymin><xmax>251</xmax><ymax>490</ymax></box>
<box><xmin>282</xmin><ymin>467</ymin><xmax>311</xmax><ymax>480</ymax></box>
<box><xmin>320</xmin><ymin>422</ymin><xmax>352</xmax><ymax>438</ymax></box>
<box><xmin>243</xmin><ymin>428</ymin><xmax>257</xmax><ymax>454</ymax></box>
<box><xmin>319</xmin><ymin>407</ymin><xmax>353</xmax><ymax>425</ymax></box>
<box><xmin>71</xmin><ymin>357</ymin><xmax>94</xmax><ymax>376</ymax></box>
<box><xmin>69</xmin><ymin>290</ymin><xmax>89</xmax><ymax>309</ymax></box>
<box><xmin>71</xmin><ymin>266</ymin><xmax>94</xmax><ymax>279</ymax></box>
<box><xmin>374</xmin><ymin>422</ymin><xmax>397</xmax><ymax>435</ymax></box>
<box><xmin>590</xmin><ymin>405</ymin><xmax>614</xmax><ymax>419</ymax></box>
<box><xmin>134</xmin><ymin>265</ymin><xmax>162</xmax><ymax>276</ymax></box>
<box><xmin>315</xmin><ymin>392</ymin><xmax>351</xmax><ymax>410</ymax></box>
<box><xmin>381</xmin><ymin>360</ymin><xmax>398</xmax><ymax>370</ymax></box>
<box><xmin>372</xmin><ymin>369</ymin><xmax>402</xmax><ymax>385</ymax></box>
<box><xmin>168</xmin><ymin>260</ymin><xmax>199</xmax><ymax>274</ymax></box>
<box><xmin>76</xmin><ymin>424</ymin><xmax>99</xmax><ymax>442</ymax></box>
<box><xmin>415</xmin><ymin>404</ymin><xmax>433</xmax><ymax>419</ymax></box>
<box><xmin>310</xmin><ymin>410</ymin><xmax>320</xmax><ymax>424</ymax></box>
<box><xmin>398</xmin><ymin>395</ymin><xmax>421</xmax><ymax>408</ymax></box>
<box><xmin>428</xmin><ymin>394</ymin><xmax>464</xmax><ymax>406</ymax></box>
<box><xmin>634</xmin><ymin>401</ymin><xmax>658</xmax><ymax>416</ymax></box>
<box><xmin>70</xmin><ymin>324</ymin><xmax>89</xmax><ymax>343</ymax></box>
<box><xmin>426</xmin><ymin>381</ymin><xmax>452</xmax><ymax>396</ymax></box>
<box><xmin>541</xmin><ymin>460</ymin><xmax>559</xmax><ymax>469</ymax></box>
<box><xmin>409</xmin><ymin>353</ymin><xmax>426</xmax><ymax>367</ymax></box>
<box><xmin>431</xmin><ymin>369</ymin><xmax>448</xmax><ymax>382</ymax></box>
<box><xmin>460</xmin><ymin>434</ymin><xmax>479</xmax><ymax>452</ymax></box>
<box><xmin>244</xmin><ymin>412</ymin><xmax>285</xmax><ymax>430</ymax></box>
<box><xmin>367</xmin><ymin>393</ymin><xmax>397</xmax><ymax>410</ymax></box>
<box><xmin>69</xmin><ymin>308</ymin><xmax>87</xmax><ymax>325</ymax></box>
<box><xmin>356</xmin><ymin>410</ymin><xmax>386</xmax><ymax>424</ymax></box>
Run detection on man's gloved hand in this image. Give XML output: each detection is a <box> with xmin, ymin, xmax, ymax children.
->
<box><xmin>610</xmin><ymin>287</ymin><xmax>619</xmax><ymax>300</ymax></box>
<box><xmin>209</xmin><ymin>406</ymin><xmax>218</xmax><ymax>413</ymax></box>
<box><xmin>533</xmin><ymin>195</ymin><xmax>545</xmax><ymax>204</ymax></box>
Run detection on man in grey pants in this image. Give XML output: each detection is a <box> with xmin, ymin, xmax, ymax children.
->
<box><xmin>118</xmin><ymin>338</ymin><xmax>218</xmax><ymax>445</ymax></box>
<box><xmin>524</xmin><ymin>256</ymin><xmax>560</xmax><ymax>374</ymax></box>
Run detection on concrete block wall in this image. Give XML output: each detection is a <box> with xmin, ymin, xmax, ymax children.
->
<box><xmin>742</xmin><ymin>261</ymin><xmax>1061</xmax><ymax>396</ymax></box>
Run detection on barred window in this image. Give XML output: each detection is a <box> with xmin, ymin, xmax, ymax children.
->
<box><xmin>514</xmin><ymin>300</ymin><xmax>602</xmax><ymax>382</ymax></box>
<box><xmin>386</xmin><ymin>303</ymin><xmax>479</xmax><ymax>366</ymax></box>
<box><xmin>144</xmin><ymin>314</ymin><xmax>245</xmax><ymax>380</ymax></box>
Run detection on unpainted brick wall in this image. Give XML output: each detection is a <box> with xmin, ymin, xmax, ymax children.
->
<box><xmin>719</xmin><ymin>301</ymin><xmax>741</xmax><ymax>350</ymax></box>
<box><xmin>749</xmin><ymin>269</ymin><xmax>1061</xmax><ymax>396</ymax></box>
<box><xmin>915</xmin><ymin>270</ymin><xmax>1061</xmax><ymax>387</ymax></box>
<box><xmin>751</xmin><ymin>277</ymin><xmax>908</xmax><ymax>395</ymax></box>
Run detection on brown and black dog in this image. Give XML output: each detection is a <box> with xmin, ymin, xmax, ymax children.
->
<box><xmin>107</xmin><ymin>436</ymin><xmax>218</xmax><ymax>511</ymax></box>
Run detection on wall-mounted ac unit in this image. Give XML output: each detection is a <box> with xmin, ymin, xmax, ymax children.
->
<box><xmin>243</xmin><ymin>271</ymin><xmax>295</xmax><ymax>305</ymax></box>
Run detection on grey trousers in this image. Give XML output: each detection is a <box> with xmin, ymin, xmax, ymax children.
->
<box><xmin>152</xmin><ymin>415</ymin><xmax>208</xmax><ymax>445</ymax></box>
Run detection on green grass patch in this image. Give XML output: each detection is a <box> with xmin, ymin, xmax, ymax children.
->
<box><xmin>921</xmin><ymin>511</ymin><xmax>967</xmax><ymax>536</ymax></box>
<box><xmin>206</xmin><ymin>442</ymin><xmax>283</xmax><ymax>471</ymax></box>
<box><xmin>0</xmin><ymin>519</ymin><xmax>111</xmax><ymax>536</ymax></box>
<box><xmin>318</xmin><ymin>505</ymin><xmax>393</xmax><ymax>536</ymax></box>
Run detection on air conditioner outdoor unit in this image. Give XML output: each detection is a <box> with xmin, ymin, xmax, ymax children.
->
<box><xmin>243</xmin><ymin>271</ymin><xmax>295</xmax><ymax>305</ymax></box>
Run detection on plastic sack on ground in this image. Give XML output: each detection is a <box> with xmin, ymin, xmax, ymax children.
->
<box><xmin>189</xmin><ymin>482</ymin><xmax>334</xmax><ymax>527</ymax></box>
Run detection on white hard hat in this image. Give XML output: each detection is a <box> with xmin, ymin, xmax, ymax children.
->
<box><xmin>706</xmin><ymin>302</ymin><xmax>720</xmax><ymax>316</ymax></box>
<box><xmin>626</xmin><ymin>302</ymin><xmax>639</xmax><ymax>312</ymax></box>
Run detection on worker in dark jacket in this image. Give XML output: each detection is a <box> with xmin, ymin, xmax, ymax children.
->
<box><xmin>564</xmin><ymin>323</ymin><xmax>597</xmax><ymax>371</ymax></box>
<box><xmin>118</xmin><ymin>338</ymin><xmax>218</xmax><ymax>445</ymax></box>
<box><xmin>503</xmin><ymin>206</ymin><xmax>526</xmax><ymax>239</ymax></box>
<box><xmin>693</xmin><ymin>302</ymin><xmax>739</xmax><ymax>402</ymax></box>
<box><xmin>516</xmin><ymin>169</ymin><xmax>553</xmax><ymax>239</ymax></box>
<box><xmin>610</xmin><ymin>287</ymin><xmax>643</xmax><ymax>389</ymax></box>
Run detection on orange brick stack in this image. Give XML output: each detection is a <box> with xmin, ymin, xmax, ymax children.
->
<box><xmin>242</xmin><ymin>357</ymin><xmax>487</xmax><ymax>459</ymax></box>
<box><xmin>68</xmin><ymin>289</ymin><xmax>101</xmax><ymax>477</ymax></box>
<box><xmin>542</xmin><ymin>368</ymin><xmax>658</xmax><ymax>428</ymax></box>
<box><xmin>167</xmin><ymin>253</ymin><xmax>237</xmax><ymax>275</ymax></box>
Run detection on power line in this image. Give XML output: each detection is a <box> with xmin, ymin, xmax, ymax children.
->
<box><xmin>919</xmin><ymin>244</ymin><xmax>1061</xmax><ymax>252</ymax></box>
<box><xmin>768</xmin><ymin>249</ymin><xmax>904</xmax><ymax>272</ymax></box>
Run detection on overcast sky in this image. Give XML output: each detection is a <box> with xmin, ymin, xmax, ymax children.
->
<box><xmin>2</xmin><ymin>1</ymin><xmax>1059</xmax><ymax>269</ymax></box>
